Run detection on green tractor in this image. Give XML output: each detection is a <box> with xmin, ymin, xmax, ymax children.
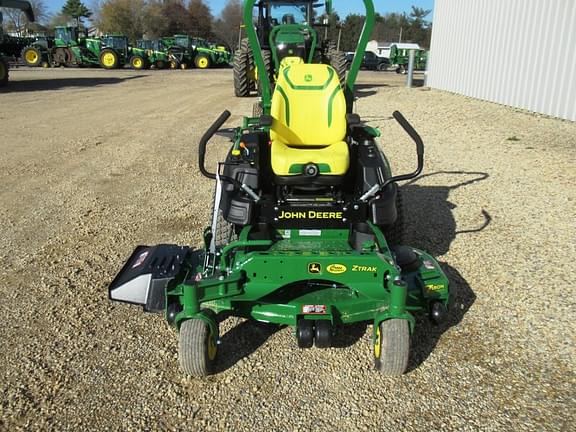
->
<box><xmin>233</xmin><ymin>0</ymin><xmax>346</xmax><ymax>97</ymax></box>
<box><xmin>109</xmin><ymin>0</ymin><xmax>451</xmax><ymax>377</ymax></box>
<box><xmin>21</xmin><ymin>28</ymin><xmax>129</xmax><ymax>69</ymax></box>
<box><xmin>0</xmin><ymin>0</ymin><xmax>35</xmax><ymax>87</ymax></box>
<box><xmin>22</xmin><ymin>26</ymin><xmax>100</xmax><ymax>68</ymax></box>
<box><xmin>161</xmin><ymin>35</ymin><xmax>196</xmax><ymax>69</ymax></box>
<box><xmin>389</xmin><ymin>44</ymin><xmax>428</xmax><ymax>74</ymax></box>
<box><xmin>190</xmin><ymin>37</ymin><xmax>232</xmax><ymax>69</ymax></box>
<box><xmin>98</xmin><ymin>34</ymin><xmax>130</xmax><ymax>69</ymax></box>
<box><xmin>134</xmin><ymin>39</ymin><xmax>169</xmax><ymax>69</ymax></box>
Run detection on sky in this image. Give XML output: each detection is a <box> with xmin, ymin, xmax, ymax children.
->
<box><xmin>46</xmin><ymin>0</ymin><xmax>436</xmax><ymax>20</ymax></box>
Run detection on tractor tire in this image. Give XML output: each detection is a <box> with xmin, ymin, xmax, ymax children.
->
<box><xmin>100</xmin><ymin>49</ymin><xmax>119</xmax><ymax>69</ymax></box>
<box><xmin>327</xmin><ymin>48</ymin><xmax>347</xmax><ymax>87</ymax></box>
<box><xmin>168</xmin><ymin>47</ymin><xmax>183</xmax><ymax>69</ymax></box>
<box><xmin>52</xmin><ymin>47</ymin><xmax>72</xmax><ymax>67</ymax></box>
<box><xmin>377</xmin><ymin>62</ymin><xmax>388</xmax><ymax>72</ymax></box>
<box><xmin>0</xmin><ymin>57</ymin><xmax>8</xmax><ymax>87</ymax></box>
<box><xmin>382</xmin><ymin>187</ymin><xmax>405</xmax><ymax>246</ymax></box>
<box><xmin>374</xmin><ymin>319</ymin><xmax>410</xmax><ymax>375</ymax></box>
<box><xmin>130</xmin><ymin>55</ymin><xmax>147</xmax><ymax>70</ymax></box>
<box><xmin>129</xmin><ymin>55</ymin><xmax>146</xmax><ymax>70</ymax></box>
<box><xmin>195</xmin><ymin>54</ymin><xmax>211</xmax><ymax>69</ymax></box>
<box><xmin>257</xmin><ymin>49</ymin><xmax>273</xmax><ymax>96</ymax></box>
<box><xmin>233</xmin><ymin>39</ymin><xmax>251</xmax><ymax>97</ymax></box>
<box><xmin>21</xmin><ymin>46</ymin><xmax>42</xmax><ymax>67</ymax></box>
<box><xmin>179</xmin><ymin>317</ymin><xmax>218</xmax><ymax>377</ymax></box>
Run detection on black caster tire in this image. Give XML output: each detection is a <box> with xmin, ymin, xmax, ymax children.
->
<box><xmin>296</xmin><ymin>319</ymin><xmax>314</xmax><ymax>348</ymax></box>
<box><xmin>314</xmin><ymin>320</ymin><xmax>332</xmax><ymax>348</ymax></box>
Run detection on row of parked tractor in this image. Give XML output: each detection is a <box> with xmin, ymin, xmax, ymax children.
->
<box><xmin>19</xmin><ymin>26</ymin><xmax>232</xmax><ymax>71</ymax></box>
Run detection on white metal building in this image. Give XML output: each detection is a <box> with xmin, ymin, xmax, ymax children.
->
<box><xmin>427</xmin><ymin>0</ymin><xmax>576</xmax><ymax>122</ymax></box>
<box><xmin>366</xmin><ymin>41</ymin><xmax>421</xmax><ymax>58</ymax></box>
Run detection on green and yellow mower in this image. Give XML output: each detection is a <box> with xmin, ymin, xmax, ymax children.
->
<box><xmin>109</xmin><ymin>0</ymin><xmax>450</xmax><ymax>377</ymax></box>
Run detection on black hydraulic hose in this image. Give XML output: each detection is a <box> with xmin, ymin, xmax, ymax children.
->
<box><xmin>392</xmin><ymin>110</ymin><xmax>424</xmax><ymax>181</ymax></box>
<box><xmin>198</xmin><ymin>110</ymin><xmax>231</xmax><ymax>180</ymax></box>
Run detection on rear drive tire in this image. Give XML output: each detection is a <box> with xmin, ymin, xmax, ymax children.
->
<box><xmin>179</xmin><ymin>317</ymin><xmax>218</xmax><ymax>377</ymax></box>
<box><xmin>211</xmin><ymin>187</ymin><xmax>237</xmax><ymax>248</ymax></box>
<box><xmin>374</xmin><ymin>319</ymin><xmax>409</xmax><ymax>375</ymax></box>
<box><xmin>383</xmin><ymin>187</ymin><xmax>405</xmax><ymax>246</ymax></box>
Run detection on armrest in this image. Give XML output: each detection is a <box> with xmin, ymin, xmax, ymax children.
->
<box><xmin>259</xmin><ymin>115</ymin><xmax>273</xmax><ymax>127</ymax></box>
<box><xmin>346</xmin><ymin>113</ymin><xmax>362</xmax><ymax>126</ymax></box>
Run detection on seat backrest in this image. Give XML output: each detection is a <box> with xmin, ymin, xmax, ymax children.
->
<box><xmin>270</xmin><ymin>63</ymin><xmax>346</xmax><ymax>146</ymax></box>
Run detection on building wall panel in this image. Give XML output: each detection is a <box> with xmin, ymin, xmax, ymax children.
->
<box><xmin>428</xmin><ymin>0</ymin><xmax>576</xmax><ymax>121</ymax></box>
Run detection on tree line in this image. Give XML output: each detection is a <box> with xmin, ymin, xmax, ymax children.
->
<box><xmin>2</xmin><ymin>1</ymin><xmax>432</xmax><ymax>50</ymax></box>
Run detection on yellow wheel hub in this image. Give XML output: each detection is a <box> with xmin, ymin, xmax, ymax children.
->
<box><xmin>207</xmin><ymin>331</ymin><xmax>217</xmax><ymax>360</ymax></box>
<box><xmin>198</xmin><ymin>58</ymin><xmax>208</xmax><ymax>68</ymax></box>
<box><xmin>133</xmin><ymin>58</ymin><xmax>143</xmax><ymax>69</ymax></box>
<box><xmin>102</xmin><ymin>53</ymin><xmax>116</xmax><ymax>67</ymax></box>
<box><xmin>373</xmin><ymin>325</ymin><xmax>381</xmax><ymax>359</ymax></box>
<box><xmin>25</xmin><ymin>50</ymin><xmax>38</xmax><ymax>64</ymax></box>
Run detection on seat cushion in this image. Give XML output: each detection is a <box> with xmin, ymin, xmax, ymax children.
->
<box><xmin>271</xmin><ymin>140</ymin><xmax>349</xmax><ymax>176</ymax></box>
<box><xmin>270</xmin><ymin>64</ymin><xmax>347</xmax><ymax>146</ymax></box>
<box><xmin>269</xmin><ymin>63</ymin><xmax>349</xmax><ymax>177</ymax></box>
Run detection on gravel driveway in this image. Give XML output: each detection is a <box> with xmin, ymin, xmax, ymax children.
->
<box><xmin>0</xmin><ymin>68</ymin><xmax>574</xmax><ymax>431</ymax></box>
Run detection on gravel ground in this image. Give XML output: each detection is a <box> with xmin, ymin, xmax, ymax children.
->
<box><xmin>0</xmin><ymin>67</ymin><xmax>574</xmax><ymax>431</ymax></box>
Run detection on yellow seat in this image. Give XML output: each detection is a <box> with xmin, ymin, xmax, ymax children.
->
<box><xmin>270</xmin><ymin>63</ymin><xmax>348</xmax><ymax>177</ymax></box>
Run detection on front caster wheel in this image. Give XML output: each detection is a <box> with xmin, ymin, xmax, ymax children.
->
<box><xmin>296</xmin><ymin>318</ymin><xmax>314</xmax><ymax>348</ymax></box>
<box><xmin>374</xmin><ymin>319</ymin><xmax>409</xmax><ymax>375</ymax></box>
<box><xmin>179</xmin><ymin>317</ymin><xmax>218</xmax><ymax>376</ymax></box>
<box><xmin>314</xmin><ymin>320</ymin><xmax>332</xmax><ymax>348</ymax></box>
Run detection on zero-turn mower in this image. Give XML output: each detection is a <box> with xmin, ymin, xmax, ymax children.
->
<box><xmin>109</xmin><ymin>0</ymin><xmax>450</xmax><ymax>377</ymax></box>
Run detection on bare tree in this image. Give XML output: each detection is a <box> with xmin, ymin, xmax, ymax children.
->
<box><xmin>213</xmin><ymin>0</ymin><xmax>242</xmax><ymax>50</ymax></box>
<box><xmin>187</xmin><ymin>0</ymin><xmax>212</xmax><ymax>38</ymax></box>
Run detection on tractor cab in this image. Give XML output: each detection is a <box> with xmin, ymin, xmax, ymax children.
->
<box><xmin>101</xmin><ymin>35</ymin><xmax>129</xmax><ymax>57</ymax></box>
<box><xmin>54</xmin><ymin>26</ymin><xmax>78</xmax><ymax>46</ymax></box>
<box><xmin>234</xmin><ymin>0</ymin><xmax>342</xmax><ymax>97</ymax></box>
<box><xmin>255</xmin><ymin>1</ymin><xmax>326</xmax><ymax>64</ymax></box>
<box><xmin>173</xmin><ymin>35</ymin><xmax>194</xmax><ymax>50</ymax></box>
<box><xmin>136</xmin><ymin>39</ymin><xmax>164</xmax><ymax>52</ymax></box>
<box><xmin>190</xmin><ymin>37</ymin><xmax>209</xmax><ymax>49</ymax></box>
